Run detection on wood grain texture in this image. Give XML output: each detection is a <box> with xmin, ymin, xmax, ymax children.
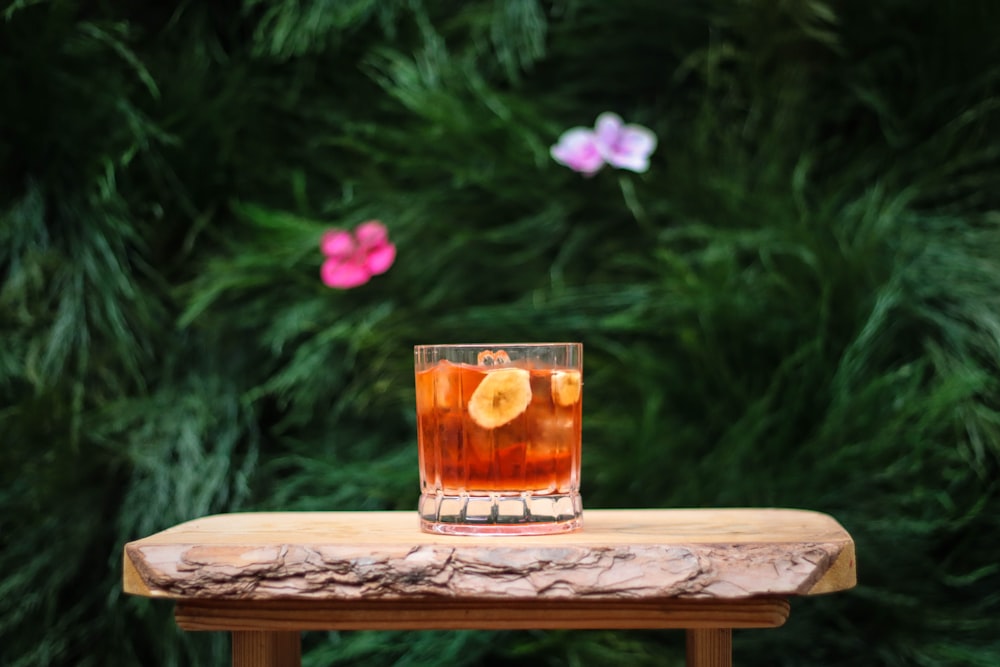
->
<box><xmin>687</xmin><ymin>629</ymin><xmax>732</xmax><ymax>667</ymax></box>
<box><xmin>123</xmin><ymin>509</ymin><xmax>856</xmax><ymax>603</ymax></box>
<box><xmin>231</xmin><ymin>631</ymin><xmax>299</xmax><ymax>667</ymax></box>
<box><xmin>174</xmin><ymin>597</ymin><xmax>791</xmax><ymax>631</ymax></box>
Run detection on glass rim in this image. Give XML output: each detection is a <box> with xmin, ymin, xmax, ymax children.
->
<box><xmin>414</xmin><ymin>342</ymin><xmax>582</xmax><ymax>350</ymax></box>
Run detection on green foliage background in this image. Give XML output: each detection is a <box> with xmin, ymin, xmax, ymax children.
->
<box><xmin>2</xmin><ymin>1</ymin><xmax>999</xmax><ymax>665</ymax></box>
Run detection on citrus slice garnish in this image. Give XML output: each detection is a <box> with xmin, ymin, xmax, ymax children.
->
<box><xmin>468</xmin><ymin>367</ymin><xmax>532</xmax><ymax>429</ymax></box>
<box><xmin>551</xmin><ymin>370</ymin><xmax>582</xmax><ymax>406</ymax></box>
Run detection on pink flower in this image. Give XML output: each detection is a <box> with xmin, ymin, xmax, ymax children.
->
<box><xmin>550</xmin><ymin>128</ymin><xmax>606</xmax><ymax>176</ymax></box>
<box><xmin>320</xmin><ymin>220</ymin><xmax>396</xmax><ymax>289</ymax></box>
<box><xmin>594</xmin><ymin>112</ymin><xmax>657</xmax><ymax>173</ymax></box>
<box><xmin>550</xmin><ymin>112</ymin><xmax>657</xmax><ymax>175</ymax></box>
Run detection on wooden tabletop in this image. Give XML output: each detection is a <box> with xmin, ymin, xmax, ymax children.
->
<box><xmin>124</xmin><ymin>508</ymin><xmax>856</xmax><ymax>605</ymax></box>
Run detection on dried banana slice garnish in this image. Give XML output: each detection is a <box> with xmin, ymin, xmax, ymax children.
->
<box><xmin>551</xmin><ymin>370</ymin><xmax>582</xmax><ymax>406</ymax></box>
<box><xmin>468</xmin><ymin>367</ymin><xmax>532</xmax><ymax>429</ymax></box>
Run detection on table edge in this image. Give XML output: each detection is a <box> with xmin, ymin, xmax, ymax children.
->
<box><xmin>123</xmin><ymin>507</ymin><xmax>857</xmax><ymax>602</ymax></box>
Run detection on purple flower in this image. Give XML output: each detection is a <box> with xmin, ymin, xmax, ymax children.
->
<box><xmin>320</xmin><ymin>220</ymin><xmax>396</xmax><ymax>289</ymax></box>
<box><xmin>551</xmin><ymin>112</ymin><xmax>657</xmax><ymax>175</ymax></box>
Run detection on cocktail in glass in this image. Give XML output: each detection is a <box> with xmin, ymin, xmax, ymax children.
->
<box><xmin>414</xmin><ymin>343</ymin><xmax>583</xmax><ymax>535</ymax></box>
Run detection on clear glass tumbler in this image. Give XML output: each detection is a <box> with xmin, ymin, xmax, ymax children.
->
<box><xmin>414</xmin><ymin>343</ymin><xmax>583</xmax><ymax>535</ymax></box>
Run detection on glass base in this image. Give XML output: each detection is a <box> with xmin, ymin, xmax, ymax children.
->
<box><xmin>419</xmin><ymin>491</ymin><xmax>583</xmax><ymax>535</ymax></box>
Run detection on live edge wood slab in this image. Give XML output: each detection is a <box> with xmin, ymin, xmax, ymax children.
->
<box><xmin>122</xmin><ymin>508</ymin><xmax>856</xmax><ymax>667</ymax></box>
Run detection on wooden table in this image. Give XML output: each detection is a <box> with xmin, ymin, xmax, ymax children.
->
<box><xmin>122</xmin><ymin>508</ymin><xmax>856</xmax><ymax>667</ymax></box>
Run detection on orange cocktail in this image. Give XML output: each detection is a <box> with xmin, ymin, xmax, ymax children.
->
<box><xmin>414</xmin><ymin>344</ymin><xmax>583</xmax><ymax>535</ymax></box>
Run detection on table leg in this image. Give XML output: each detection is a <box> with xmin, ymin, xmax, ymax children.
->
<box><xmin>232</xmin><ymin>631</ymin><xmax>301</xmax><ymax>667</ymax></box>
<box><xmin>685</xmin><ymin>628</ymin><xmax>731</xmax><ymax>667</ymax></box>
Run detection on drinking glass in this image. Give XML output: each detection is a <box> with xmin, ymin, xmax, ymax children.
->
<box><xmin>414</xmin><ymin>343</ymin><xmax>583</xmax><ymax>535</ymax></box>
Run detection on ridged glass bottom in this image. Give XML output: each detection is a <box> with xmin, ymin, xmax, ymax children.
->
<box><xmin>419</xmin><ymin>492</ymin><xmax>583</xmax><ymax>535</ymax></box>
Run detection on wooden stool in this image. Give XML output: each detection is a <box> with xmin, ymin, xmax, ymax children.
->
<box><xmin>123</xmin><ymin>508</ymin><xmax>856</xmax><ymax>667</ymax></box>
